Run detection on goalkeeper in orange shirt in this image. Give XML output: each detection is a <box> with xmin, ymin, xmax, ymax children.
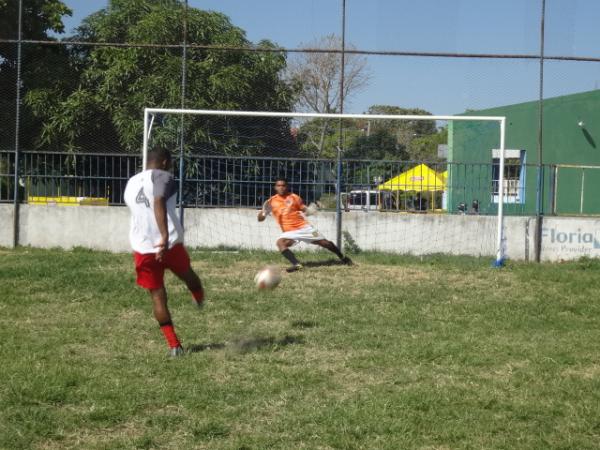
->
<box><xmin>258</xmin><ymin>178</ymin><xmax>352</xmax><ymax>272</ymax></box>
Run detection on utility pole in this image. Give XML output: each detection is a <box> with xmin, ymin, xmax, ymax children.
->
<box><xmin>335</xmin><ymin>0</ymin><xmax>347</xmax><ymax>249</ymax></box>
<box><xmin>13</xmin><ymin>0</ymin><xmax>24</xmax><ymax>247</ymax></box>
<box><xmin>534</xmin><ymin>0</ymin><xmax>546</xmax><ymax>262</ymax></box>
<box><xmin>178</xmin><ymin>0</ymin><xmax>188</xmax><ymax>226</ymax></box>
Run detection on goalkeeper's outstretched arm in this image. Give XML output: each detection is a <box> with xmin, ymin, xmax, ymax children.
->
<box><xmin>258</xmin><ymin>200</ymin><xmax>270</xmax><ymax>222</ymax></box>
<box><xmin>302</xmin><ymin>202</ymin><xmax>319</xmax><ymax>216</ymax></box>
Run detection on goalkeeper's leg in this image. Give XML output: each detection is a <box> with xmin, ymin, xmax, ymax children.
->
<box><xmin>276</xmin><ymin>238</ymin><xmax>302</xmax><ymax>272</ymax></box>
<box><xmin>313</xmin><ymin>239</ymin><xmax>353</xmax><ymax>265</ymax></box>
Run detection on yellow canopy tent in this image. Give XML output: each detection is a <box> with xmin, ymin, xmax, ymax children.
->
<box><xmin>439</xmin><ymin>170</ymin><xmax>448</xmax><ymax>184</ymax></box>
<box><xmin>377</xmin><ymin>164</ymin><xmax>446</xmax><ymax>211</ymax></box>
<box><xmin>377</xmin><ymin>164</ymin><xmax>446</xmax><ymax>192</ymax></box>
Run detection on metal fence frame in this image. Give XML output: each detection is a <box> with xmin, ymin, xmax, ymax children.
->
<box><xmin>4</xmin><ymin>0</ymin><xmax>600</xmax><ymax>258</ymax></box>
<box><xmin>0</xmin><ymin>149</ymin><xmax>560</xmax><ymax>215</ymax></box>
<box><xmin>551</xmin><ymin>164</ymin><xmax>600</xmax><ymax>216</ymax></box>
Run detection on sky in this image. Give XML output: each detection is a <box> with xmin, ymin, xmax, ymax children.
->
<box><xmin>53</xmin><ymin>0</ymin><xmax>600</xmax><ymax>115</ymax></box>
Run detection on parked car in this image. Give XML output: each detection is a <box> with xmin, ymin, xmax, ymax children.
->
<box><xmin>341</xmin><ymin>190</ymin><xmax>391</xmax><ymax>211</ymax></box>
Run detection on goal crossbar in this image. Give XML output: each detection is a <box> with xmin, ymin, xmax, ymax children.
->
<box><xmin>142</xmin><ymin>108</ymin><xmax>507</xmax><ymax>265</ymax></box>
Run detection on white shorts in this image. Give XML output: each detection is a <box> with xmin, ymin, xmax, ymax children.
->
<box><xmin>280</xmin><ymin>225</ymin><xmax>326</xmax><ymax>245</ymax></box>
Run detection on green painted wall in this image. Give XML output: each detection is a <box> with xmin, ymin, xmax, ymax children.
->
<box><xmin>448</xmin><ymin>89</ymin><xmax>600</xmax><ymax>215</ymax></box>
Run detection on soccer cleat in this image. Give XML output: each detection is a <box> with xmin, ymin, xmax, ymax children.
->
<box><xmin>192</xmin><ymin>289</ymin><xmax>205</xmax><ymax>310</ymax></box>
<box><xmin>286</xmin><ymin>263</ymin><xmax>303</xmax><ymax>273</ymax></box>
<box><xmin>341</xmin><ymin>256</ymin><xmax>353</xmax><ymax>266</ymax></box>
<box><xmin>193</xmin><ymin>297</ymin><xmax>204</xmax><ymax>310</ymax></box>
<box><xmin>169</xmin><ymin>345</ymin><xmax>185</xmax><ymax>357</ymax></box>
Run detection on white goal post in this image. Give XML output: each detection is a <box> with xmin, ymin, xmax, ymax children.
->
<box><xmin>142</xmin><ymin>108</ymin><xmax>507</xmax><ymax>265</ymax></box>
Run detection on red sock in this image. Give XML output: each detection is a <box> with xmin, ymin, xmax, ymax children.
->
<box><xmin>192</xmin><ymin>289</ymin><xmax>204</xmax><ymax>304</ymax></box>
<box><xmin>159</xmin><ymin>323</ymin><xmax>181</xmax><ymax>349</ymax></box>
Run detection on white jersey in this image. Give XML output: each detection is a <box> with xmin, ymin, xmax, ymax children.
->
<box><xmin>124</xmin><ymin>169</ymin><xmax>184</xmax><ymax>254</ymax></box>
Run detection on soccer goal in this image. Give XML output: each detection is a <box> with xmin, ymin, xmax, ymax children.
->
<box><xmin>142</xmin><ymin>108</ymin><xmax>507</xmax><ymax>265</ymax></box>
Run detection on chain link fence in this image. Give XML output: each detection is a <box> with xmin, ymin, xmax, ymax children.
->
<box><xmin>2</xmin><ymin>0</ymin><xmax>600</xmax><ymax>250</ymax></box>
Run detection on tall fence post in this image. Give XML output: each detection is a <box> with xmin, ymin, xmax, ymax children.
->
<box><xmin>335</xmin><ymin>149</ymin><xmax>343</xmax><ymax>249</ymax></box>
<box><xmin>178</xmin><ymin>0</ymin><xmax>188</xmax><ymax>225</ymax></box>
<box><xmin>335</xmin><ymin>0</ymin><xmax>347</xmax><ymax>250</ymax></box>
<box><xmin>12</xmin><ymin>0</ymin><xmax>23</xmax><ymax>248</ymax></box>
<box><xmin>534</xmin><ymin>0</ymin><xmax>546</xmax><ymax>263</ymax></box>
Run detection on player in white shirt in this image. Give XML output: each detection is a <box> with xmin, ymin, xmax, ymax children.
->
<box><xmin>124</xmin><ymin>147</ymin><xmax>204</xmax><ymax>357</ymax></box>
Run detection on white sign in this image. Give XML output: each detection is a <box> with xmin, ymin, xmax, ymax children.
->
<box><xmin>541</xmin><ymin>218</ymin><xmax>600</xmax><ymax>261</ymax></box>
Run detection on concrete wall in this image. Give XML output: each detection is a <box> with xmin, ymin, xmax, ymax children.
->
<box><xmin>1</xmin><ymin>203</ymin><xmax>599</xmax><ymax>262</ymax></box>
<box><xmin>0</xmin><ymin>204</ymin><xmax>130</xmax><ymax>252</ymax></box>
<box><xmin>0</xmin><ymin>204</ymin><xmax>14</xmax><ymax>247</ymax></box>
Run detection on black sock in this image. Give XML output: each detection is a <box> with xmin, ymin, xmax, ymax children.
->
<box><xmin>281</xmin><ymin>249</ymin><xmax>300</xmax><ymax>265</ymax></box>
<box><xmin>328</xmin><ymin>243</ymin><xmax>345</xmax><ymax>259</ymax></box>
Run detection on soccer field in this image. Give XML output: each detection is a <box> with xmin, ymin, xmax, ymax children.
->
<box><xmin>2</xmin><ymin>248</ymin><xmax>600</xmax><ymax>449</ymax></box>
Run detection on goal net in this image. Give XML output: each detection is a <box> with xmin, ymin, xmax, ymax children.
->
<box><xmin>142</xmin><ymin>109</ymin><xmax>507</xmax><ymax>265</ymax></box>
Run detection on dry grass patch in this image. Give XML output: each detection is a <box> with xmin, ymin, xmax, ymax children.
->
<box><xmin>562</xmin><ymin>364</ymin><xmax>600</xmax><ymax>380</ymax></box>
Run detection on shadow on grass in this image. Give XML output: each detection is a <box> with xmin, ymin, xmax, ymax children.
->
<box><xmin>302</xmin><ymin>259</ymin><xmax>350</xmax><ymax>268</ymax></box>
<box><xmin>186</xmin><ymin>342</ymin><xmax>227</xmax><ymax>353</ymax></box>
<box><xmin>186</xmin><ymin>334</ymin><xmax>304</xmax><ymax>354</ymax></box>
<box><xmin>291</xmin><ymin>320</ymin><xmax>318</xmax><ymax>329</ymax></box>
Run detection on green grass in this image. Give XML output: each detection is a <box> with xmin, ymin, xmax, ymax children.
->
<box><xmin>2</xmin><ymin>247</ymin><xmax>600</xmax><ymax>449</ymax></box>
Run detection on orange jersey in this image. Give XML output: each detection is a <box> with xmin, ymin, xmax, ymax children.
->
<box><xmin>268</xmin><ymin>193</ymin><xmax>308</xmax><ymax>232</ymax></box>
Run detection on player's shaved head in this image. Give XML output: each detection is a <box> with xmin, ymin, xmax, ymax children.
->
<box><xmin>274</xmin><ymin>177</ymin><xmax>288</xmax><ymax>185</ymax></box>
<box><xmin>147</xmin><ymin>147</ymin><xmax>172</xmax><ymax>170</ymax></box>
<box><xmin>148</xmin><ymin>147</ymin><xmax>172</xmax><ymax>164</ymax></box>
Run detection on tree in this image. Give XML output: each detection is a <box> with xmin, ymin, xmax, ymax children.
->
<box><xmin>289</xmin><ymin>34</ymin><xmax>369</xmax><ymax>114</ymax></box>
<box><xmin>295</xmin><ymin>118</ymin><xmax>361</xmax><ymax>159</ymax></box>
<box><xmin>25</xmin><ymin>0</ymin><xmax>297</xmax><ymax>154</ymax></box>
<box><xmin>288</xmin><ymin>34</ymin><xmax>370</xmax><ymax>157</ymax></box>
<box><xmin>344</xmin><ymin>105</ymin><xmax>442</xmax><ymax>161</ymax></box>
<box><xmin>0</xmin><ymin>0</ymin><xmax>73</xmax><ymax>151</ymax></box>
<box><xmin>366</xmin><ymin>105</ymin><xmax>436</xmax><ymax>151</ymax></box>
<box><xmin>345</xmin><ymin>128</ymin><xmax>407</xmax><ymax>161</ymax></box>
<box><xmin>296</xmin><ymin>105</ymin><xmax>443</xmax><ymax>161</ymax></box>
<box><xmin>0</xmin><ymin>0</ymin><xmax>70</xmax><ymax>40</ymax></box>
<box><xmin>295</xmin><ymin>105</ymin><xmax>443</xmax><ymax>161</ymax></box>
<box><xmin>407</xmin><ymin>126</ymin><xmax>447</xmax><ymax>162</ymax></box>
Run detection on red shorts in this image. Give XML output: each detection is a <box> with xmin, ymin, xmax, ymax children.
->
<box><xmin>133</xmin><ymin>244</ymin><xmax>191</xmax><ymax>290</ymax></box>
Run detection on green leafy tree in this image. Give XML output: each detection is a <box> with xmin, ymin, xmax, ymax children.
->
<box><xmin>407</xmin><ymin>126</ymin><xmax>447</xmax><ymax>162</ymax></box>
<box><xmin>0</xmin><ymin>0</ymin><xmax>70</xmax><ymax>40</ymax></box>
<box><xmin>26</xmin><ymin>0</ymin><xmax>297</xmax><ymax>154</ymax></box>
<box><xmin>366</xmin><ymin>105</ymin><xmax>436</xmax><ymax>155</ymax></box>
<box><xmin>345</xmin><ymin>128</ymin><xmax>408</xmax><ymax>160</ymax></box>
<box><xmin>0</xmin><ymin>0</ymin><xmax>73</xmax><ymax>151</ymax></box>
<box><xmin>0</xmin><ymin>0</ymin><xmax>73</xmax><ymax>201</ymax></box>
<box><xmin>343</xmin><ymin>105</ymin><xmax>442</xmax><ymax>161</ymax></box>
<box><xmin>296</xmin><ymin>105</ymin><xmax>444</xmax><ymax>161</ymax></box>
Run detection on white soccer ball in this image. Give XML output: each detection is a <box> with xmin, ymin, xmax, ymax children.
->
<box><xmin>254</xmin><ymin>266</ymin><xmax>282</xmax><ymax>290</ymax></box>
